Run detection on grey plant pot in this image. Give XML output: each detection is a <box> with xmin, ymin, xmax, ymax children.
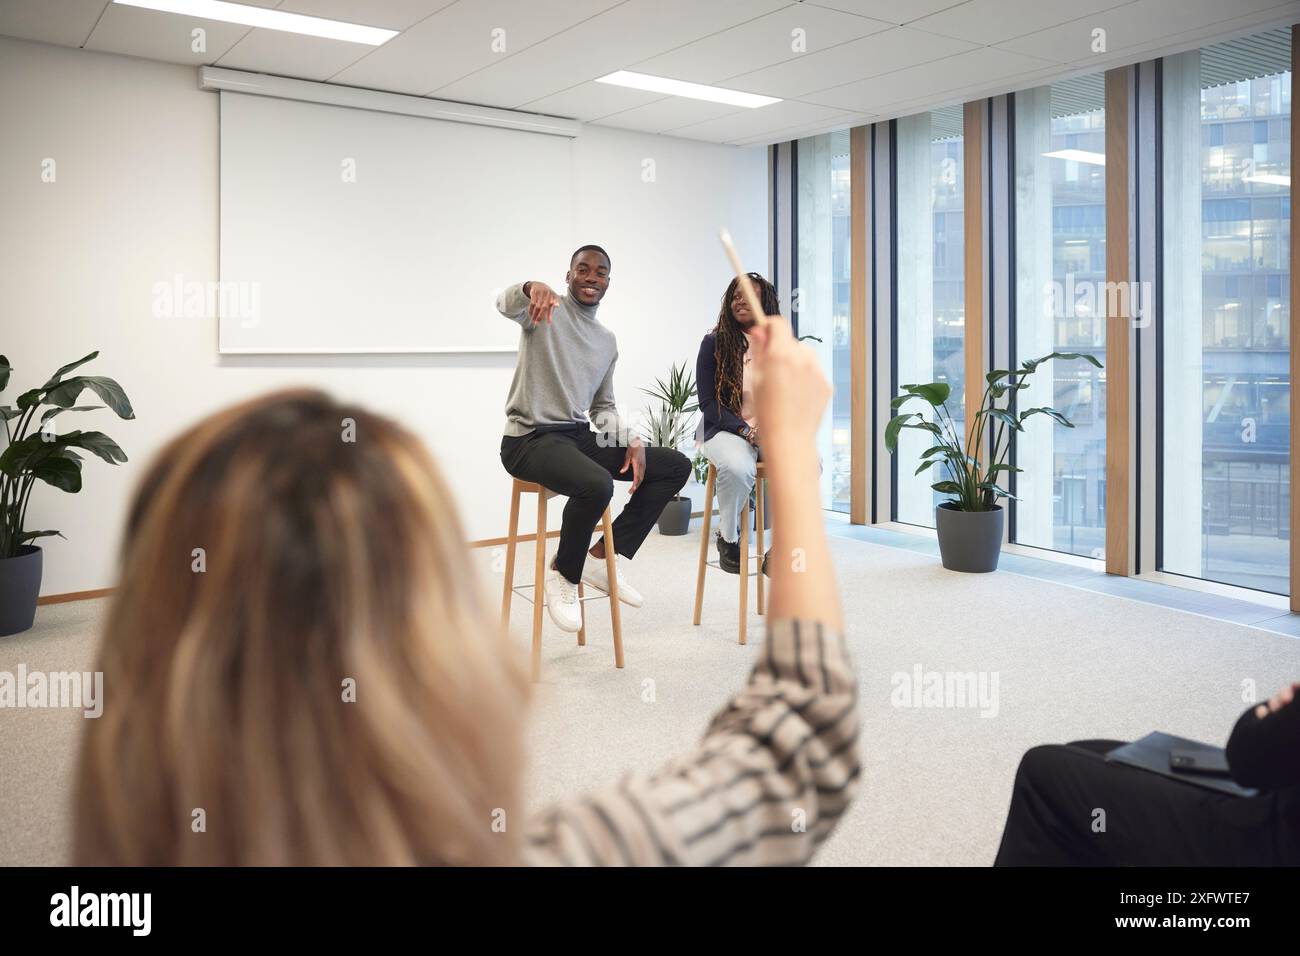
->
<box><xmin>935</xmin><ymin>502</ymin><xmax>1004</xmax><ymax>573</ymax></box>
<box><xmin>0</xmin><ymin>545</ymin><xmax>43</xmax><ymax>637</ymax></box>
<box><xmin>657</xmin><ymin>496</ymin><xmax>692</xmax><ymax>536</ymax></box>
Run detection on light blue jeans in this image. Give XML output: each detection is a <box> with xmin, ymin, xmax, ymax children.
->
<box><xmin>702</xmin><ymin>430</ymin><xmax>762</xmax><ymax>545</ymax></box>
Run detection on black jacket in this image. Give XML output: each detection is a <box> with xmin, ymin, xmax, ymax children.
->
<box><xmin>1226</xmin><ymin>691</ymin><xmax>1300</xmax><ymax>790</ymax></box>
<box><xmin>696</xmin><ymin>330</ymin><xmax>750</xmax><ymax>443</ymax></box>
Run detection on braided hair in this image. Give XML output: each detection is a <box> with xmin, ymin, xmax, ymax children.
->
<box><xmin>713</xmin><ymin>273</ymin><xmax>780</xmax><ymax>416</ymax></box>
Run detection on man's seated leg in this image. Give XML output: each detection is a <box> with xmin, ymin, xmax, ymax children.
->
<box><xmin>571</xmin><ymin>430</ymin><xmax>691</xmax><ymax>607</ymax></box>
<box><xmin>994</xmin><ymin>740</ymin><xmax>1291</xmax><ymax>866</ymax></box>
<box><xmin>500</xmin><ymin>430</ymin><xmax>615</xmax><ymax>631</ymax></box>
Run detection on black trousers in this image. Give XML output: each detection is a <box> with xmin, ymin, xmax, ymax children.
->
<box><xmin>993</xmin><ymin>740</ymin><xmax>1300</xmax><ymax>866</ymax></box>
<box><xmin>500</xmin><ymin>428</ymin><xmax>691</xmax><ymax>583</ymax></box>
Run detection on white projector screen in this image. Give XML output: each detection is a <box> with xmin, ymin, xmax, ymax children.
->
<box><xmin>218</xmin><ymin>91</ymin><xmax>575</xmax><ymax>353</ymax></box>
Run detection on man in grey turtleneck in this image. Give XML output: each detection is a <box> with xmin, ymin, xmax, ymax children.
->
<box><xmin>498</xmin><ymin>245</ymin><xmax>691</xmax><ymax>633</ymax></box>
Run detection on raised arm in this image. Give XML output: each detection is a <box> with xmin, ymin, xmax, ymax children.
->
<box><xmin>497</xmin><ymin>281</ymin><xmax>560</xmax><ymax>327</ymax></box>
<box><xmin>523</xmin><ymin>316</ymin><xmax>855</xmax><ymax>866</ymax></box>
<box><xmin>750</xmin><ymin>319</ymin><xmax>841</xmax><ymax>631</ymax></box>
<box><xmin>1225</xmin><ymin>681</ymin><xmax>1300</xmax><ymax>790</ymax></box>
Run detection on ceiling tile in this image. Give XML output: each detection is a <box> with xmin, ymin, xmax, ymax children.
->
<box><xmin>873</xmin><ymin>64</ymin><xmax>1065</xmax><ymax>119</ymax></box>
<box><xmin>83</xmin><ymin>1</ymin><xmax>280</xmax><ymax>64</ymax></box>
<box><xmin>216</xmin><ymin>0</ymin><xmax>456</xmax><ymax>79</ymax></box>
<box><xmin>802</xmin><ymin>44</ymin><xmax>1053</xmax><ymax>110</ymax></box>
<box><xmin>631</xmin><ymin>4</ymin><xmax>892</xmax><ymax>86</ymax></box>
<box><xmin>665</xmin><ymin>98</ymin><xmax>846</xmax><ymax>142</ymax></box>
<box><xmin>278</xmin><ymin>0</ymin><xmax>456</xmax><ymax>30</ymax></box>
<box><xmin>723</xmin><ymin>26</ymin><xmax>975</xmax><ymax>98</ymax></box>
<box><xmin>215</xmin><ymin>29</ymin><xmax>376</xmax><ymax>80</ymax></box>
<box><xmin>332</xmin><ymin>0</ymin><xmax>618</xmax><ymax>96</ymax></box>
<box><xmin>10</xmin><ymin>0</ymin><xmax>1299</xmax><ymax>146</ymax></box>
<box><xmin>429</xmin><ymin>0</ymin><xmax>788</xmax><ymax>110</ymax></box>
<box><xmin>1063</xmin><ymin>0</ymin><xmax>1300</xmax><ymax>70</ymax></box>
<box><xmin>998</xmin><ymin>0</ymin><xmax>1285</xmax><ymax>64</ymax></box>
<box><xmin>0</xmin><ymin>0</ymin><xmax>107</xmax><ymax>47</ymax></box>
<box><xmin>909</xmin><ymin>0</ymin><xmax>1134</xmax><ymax>46</ymax></box>
<box><xmin>729</xmin><ymin>110</ymin><xmax>875</xmax><ymax>145</ymax></box>
<box><xmin>522</xmin><ymin>81</ymin><xmax>663</xmax><ymax>120</ymax></box>
<box><xmin>802</xmin><ymin>0</ymin><xmax>971</xmax><ymax>25</ymax></box>
<box><xmin>597</xmin><ymin>97</ymin><xmax>743</xmax><ymax>134</ymax></box>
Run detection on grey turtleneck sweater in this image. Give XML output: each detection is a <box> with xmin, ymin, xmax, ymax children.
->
<box><xmin>497</xmin><ymin>283</ymin><xmax>621</xmax><ymax>439</ymax></box>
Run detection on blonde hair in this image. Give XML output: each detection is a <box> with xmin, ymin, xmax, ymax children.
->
<box><xmin>75</xmin><ymin>389</ymin><xmax>529</xmax><ymax>865</ymax></box>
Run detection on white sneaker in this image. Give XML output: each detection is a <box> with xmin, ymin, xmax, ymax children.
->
<box><xmin>581</xmin><ymin>554</ymin><xmax>644</xmax><ymax>608</ymax></box>
<box><xmin>544</xmin><ymin>567</ymin><xmax>582</xmax><ymax>633</ymax></box>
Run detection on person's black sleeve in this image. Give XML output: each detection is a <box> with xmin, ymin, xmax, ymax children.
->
<box><xmin>1225</xmin><ymin>691</ymin><xmax>1300</xmax><ymax>790</ymax></box>
<box><xmin>696</xmin><ymin>335</ymin><xmax>749</xmax><ymax>439</ymax></box>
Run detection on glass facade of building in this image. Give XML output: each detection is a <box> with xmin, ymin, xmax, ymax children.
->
<box><xmin>796</xmin><ymin>131</ymin><xmax>852</xmax><ymax>513</ymax></box>
<box><xmin>1162</xmin><ymin>31</ymin><xmax>1292</xmax><ymax>593</ymax></box>
<box><xmin>791</xmin><ymin>27</ymin><xmax>1294</xmax><ymax>597</ymax></box>
<box><xmin>895</xmin><ymin>107</ymin><xmax>965</xmax><ymax>527</ymax></box>
<box><xmin>1013</xmin><ymin>76</ymin><xmax>1108</xmax><ymax>559</ymax></box>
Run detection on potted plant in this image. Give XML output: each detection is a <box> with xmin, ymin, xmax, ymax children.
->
<box><xmin>641</xmin><ymin>361</ymin><xmax>698</xmax><ymax>536</ymax></box>
<box><xmin>885</xmin><ymin>351</ymin><xmax>1101</xmax><ymax>572</ymax></box>
<box><xmin>692</xmin><ymin>450</ymin><xmax>710</xmax><ymax>487</ymax></box>
<box><xmin>0</xmin><ymin>352</ymin><xmax>134</xmax><ymax>636</ymax></box>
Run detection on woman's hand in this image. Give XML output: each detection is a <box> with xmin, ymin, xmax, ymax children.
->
<box><xmin>746</xmin><ymin>317</ymin><xmax>831</xmax><ymax>448</ymax></box>
<box><xmin>1255</xmin><ymin>682</ymin><xmax>1300</xmax><ymax>719</ymax></box>
<box><xmin>744</xmin><ymin>314</ymin><xmax>840</xmax><ymax>632</ymax></box>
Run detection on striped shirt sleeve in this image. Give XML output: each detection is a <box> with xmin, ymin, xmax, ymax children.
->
<box><xmin>521</xmin><ymin>617</ymin><xmax>859</xmax><ymax>866</ymax></box>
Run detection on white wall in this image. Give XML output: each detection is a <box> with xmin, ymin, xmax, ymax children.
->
<box><xmin>0</xmin><ymin>36</ymin><xmax>767</xmax><ymax>596</ymax></box>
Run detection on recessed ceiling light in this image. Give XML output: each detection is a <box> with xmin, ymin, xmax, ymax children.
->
<box><xmin>112</xmin><ymin>0</ymin><xmax>398</xmax><ymax>46</ymax></box>
<box><xmin>595</xmin><ymin>71</ymin><xmax>780</xmax><ymax>109</ymax></box>
<box><xmin>1042</xmin><ymin>148</ymin><xmax>1106</xmax><ymax>166</ymax></box>
<box><xmin>1243</xmin><ymin>173</ymin><xmax>1290</xmax><ymax>186</ymax></box>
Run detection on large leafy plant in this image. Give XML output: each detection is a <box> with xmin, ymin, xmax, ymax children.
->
<box><xmin>885</xmin><ymin>351</ymin><xmax>1102</xmax><ymax>512</ymax></box>
<box><xmin>641</xmin><ymin>361</ymin><xmax>699</xmax><ymax>450</ymax></box>
<box><xmin>0</xmin><ymin>352</ymin><xmax>134</xmax><ymax>559</ymax></box>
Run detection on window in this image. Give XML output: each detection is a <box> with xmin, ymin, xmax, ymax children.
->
<box><xmin>1013</xmin><ymin>75</ymin><xmax>1108</xmax><ymax>558</ymax></box>
<box><xmin>1162</xmin><ymin>28</ymin><xmax>1291</xmax><ymax>594</ymax></box>
<box><xmin>894</xmin><ymin>107</ymin><xmax>965</xmax><ymax>526</ymax></box>
<box><xmin>796</xmin><ymin>131</ymin><xmax>852</xmax><ymax>512</ymax></box>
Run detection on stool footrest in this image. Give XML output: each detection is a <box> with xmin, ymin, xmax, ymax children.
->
<box><xmin>510</xmin><ymin>583</ymin><xmax>614</xmax><ymax>605</ymax></box>
<box><xmin>503</xmin><ymin>479</ymin><xmax>624</xmax><ymax>680</ymax></box>
<box><xmin>704</xmin><ymin>558</ymin><xmax>765</xmax><ymax>574</ymax></box>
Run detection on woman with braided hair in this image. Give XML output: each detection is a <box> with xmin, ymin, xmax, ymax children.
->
<box><xmin>696</xmin><ymin>272</ymin><xmax>779</xmax><ymax>576</ymax></box>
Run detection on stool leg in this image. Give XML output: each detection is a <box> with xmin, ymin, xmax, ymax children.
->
<box><xmin>531</xmin><ymin>493</ymin><xmax>547</xmax><ymax>683</ymax></box>
<box><xmin>756</xmin><ymin>475</ymin><xmax>765</xmax><ymax>616</ymax></box>
<box><xmin>602</xmin><ymin>508</ymin><xmax>624</xmax><ymax>669</ymax></box>
<box><xmin>577</xmin><ymin>582</ymin><xmax>586</xmax><ymax>646</ymax></box>
<box><xmin>693</xmin><ymin>465</ymin><xmax>716</xmax><ymax>626</ymax></box>
<box><xmin>739</xmin><ymin>497</ymin><xmax>749</xmax><ymax>646</ymax></box>
<box><xmin>501</xmin><ymin>484</ymin><xmax>521</xmax><ymax>628</ymax></box>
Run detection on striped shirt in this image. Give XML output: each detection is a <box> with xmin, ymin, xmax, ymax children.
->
<box><xmin>521</xmin><ymin>617</ymin><xmax>859</xmax><ymax>866</ymax></box>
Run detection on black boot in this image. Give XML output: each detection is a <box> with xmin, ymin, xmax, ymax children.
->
<box><xmin>762</xmin><ymin>549</ymin><xmax>771</xmax><ymax>577</ymax></box>
<box><xmin>715</xmin><ymin>531</ymin><xmax>740</xmax><ymax>574</ymax></box>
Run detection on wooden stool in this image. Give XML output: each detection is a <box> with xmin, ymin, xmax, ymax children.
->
<box><xmin>501</xmin><ymin>478</ymin><xmax>624</xmax><ymax>682</ymax></box>
<box><xmin>693</xmin><ymin>461</ymin><xmax>766</xmax><ymax>645</ymax></box>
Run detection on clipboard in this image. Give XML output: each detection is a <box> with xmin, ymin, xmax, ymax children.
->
<box><xmin>1104</xmin><ymin>732</ymin><xmax>1258</xmax><ymax>797</ymax></box>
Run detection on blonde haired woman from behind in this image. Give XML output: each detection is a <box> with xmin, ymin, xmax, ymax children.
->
<box><xmin>75</xmin><ymin>318</ymin><xmax>856</xmax><ymax>866</ymax></box>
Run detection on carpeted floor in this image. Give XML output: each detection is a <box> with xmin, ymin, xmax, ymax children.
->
<box><xmin>2</xmin><ymin>529</ymin><xmax>1297</xmax><ymax>866</ymax></box>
